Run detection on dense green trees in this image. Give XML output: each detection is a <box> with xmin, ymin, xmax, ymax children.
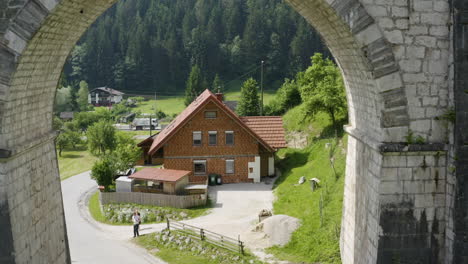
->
<box><xmin>237</xmin><ymin>78</ymin><xmax>260</xmax><ymax>116</ymax></box>
<box><xmin>297</xmin><ymin>53</ymin><xmax>346</xmax><ymax>132</ymax></box>
<box><xmin>87</xmin><ymin>121</ymin><xmax>117</xmax><ymax>155</ymax></box>
<box><xmin>265</xmin><ymin>53</ymin><xmax>347</xmax><ymax>133</ymax></box>
<box><xmin>265</xmin><ymin>79</ymin><xmax>302</xmax><ymax>115</ymax></box>
<box><xmin>62</xmin><ymin>0</ymin><xmax>329</xmax><ymax>94</ymax></box>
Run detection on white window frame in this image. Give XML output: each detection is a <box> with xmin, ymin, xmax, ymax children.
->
<box><xmin>193</xmin><ymin>131</ymin><xmax>202</xmax><ymax>146</ymax></box>
<box><xmin>193</xmin><ymin>160</ymin><xmax>207</xmax><ymax>175</ymax></box>
<box><xmin>225</xmin><ymin>131</ymin><xmax>234</xmax><ymax>145</ymax></box>
<box><xmin>208</xmin><ymin>131</ymin><xmax>217</xmax><ymax>145</ymax></box>
<box><xmin>226</xmin><ymin>159</ymin><xmax>234</xmax><ymax>174</ymax></box>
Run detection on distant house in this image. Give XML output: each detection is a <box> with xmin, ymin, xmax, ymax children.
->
<box><xmin>132</xmin><ymin>118</ymin><xmax>159</xmax><ymax>130</ymax></box>
<box><xmin>137</xmin><ymin>89</ymin><xmax>286</xmax><ymax>184</ymax></box>
<box><xmin>88</xmin><ymin>87</ymin><xmax>124</xmax><ymax>106</ymax></box>
<box><xmin>59</xmin><ymin>112</ymin><xmax>74</xmax><ymax>121</ymax></box>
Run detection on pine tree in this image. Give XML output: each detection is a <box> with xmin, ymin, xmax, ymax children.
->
<box><xmin>237</xmin><ymin>78</ymin><xmax>260</xmax><ymax>116</ymax></box>
<box><xmin>63</xmin><ymin>0</ymin><xmax>330</xmax><ymax>94</ymax></box>
<box><xmin>77</xmin><ymin>81</ymin><xmax>90</xmax><ymax>111</ymax></box>
<box><xmin>212</xmin><ymin>74</ymin><xmax>223</xmax><ymax>92</ymax></box>
<box><xmin>184</xmin><ymin>65</ymin><xmax>206</xmax><ymax>106</ymax></box>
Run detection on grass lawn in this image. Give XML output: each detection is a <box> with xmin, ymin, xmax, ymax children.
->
<box><xmin>131</xmin><ymin>90</ymin><xmax>276</xmax><ymax>115</ymax></box>
<box><xmin>88</xmin><ymin>192</ymin><xmax>212</xmax><ymax>225</ymax></box>
<box><xmin>132</xmin><ymin>96</ymin><xmax>185</xmax><ymax>116</ymax></box>
<box><xmin>57</xmin><ymin>144</ymin><xmax>97</xmax><ymax>180</ymax></box>
<box><xmin>267</xmin><ymin>136</ymin><xmax>347</xmax><ymax>264</ymax></box>
<box><xmin>88</xmin><ymin>191</ymin><xmax>116</xmax><ymax>224</ymax></box>
<box><xmin>119</xmin><ymin>130</ymin><xmax>159</xmax><ymax>137</ymax></box>
<box><xmin>223</xmin><ymin>90</ymin><xmax>276</xmax><ymax>106</ymax></box>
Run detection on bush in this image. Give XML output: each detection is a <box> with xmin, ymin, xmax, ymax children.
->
<box><xmin>91</xmin><ymin>158</ymin><xmax>116</xmax><ymax>190</ymax></box>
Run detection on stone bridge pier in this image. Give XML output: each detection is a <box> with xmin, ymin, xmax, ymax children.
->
<box><xmin>0</xmin><ymin>0</ymin><xmax>467</xmax><ymax>263</ymax></box>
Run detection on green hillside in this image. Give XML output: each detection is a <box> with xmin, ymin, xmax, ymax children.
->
<box><xmin>268</xmin><ymin>106</ymin><xmax>347</xmax><ymax>264</ymax></box>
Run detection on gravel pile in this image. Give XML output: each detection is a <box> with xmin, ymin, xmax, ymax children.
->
<box><xmin>245</xmin><ymin>214</ymin><xmax>301</xmax><ymax>248</ymax></box>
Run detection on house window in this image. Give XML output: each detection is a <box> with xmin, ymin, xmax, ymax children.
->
<box><xmin>205</xmin><ymin>111</ymin><xmax>217</xmax><ymax>119</ymax></box>
<box><xmin>209</xmin><ymin>131</ymin><xmax>217</xmax><ymax>145</ymax></box>
<box><xmin>226</xmin><ymin>159</ymin><xmax>234</xmax><ymax>174</ymax></box>
<box><xmin>225</xmin><ymin>131</ymin><xmax>234</xmax><ymax>145</ymax></box>
<box><xmin>194</xmin><ymin>160</ymin><xmax>207</xmax><ymax>175</ymax></box>
<box><xmin>193</xmin><ymin>131</ymin><xmax>202</xmax><ymax>146</ymax></box>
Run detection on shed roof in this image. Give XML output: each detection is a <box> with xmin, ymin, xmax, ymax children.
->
<box><xmin>239</xmin><ymin>116</ymin><xmax>287</xmax><ymax>148</ymax></box>
<box><xmin>129</xmin><ymin>168</ymin><xmax>190</xmax><ymax>182</ymax></box>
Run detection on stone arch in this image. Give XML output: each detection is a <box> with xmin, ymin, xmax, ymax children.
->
<box><xmin>0</xmin><ymin>0</ymin><xmax>453</xmax><ymax>264</ymax></box>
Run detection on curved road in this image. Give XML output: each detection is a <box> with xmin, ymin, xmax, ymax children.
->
<box><xmin>61</xmin><ymin>171</ymin><xmax>275</xmax><ymax>263</ymax></box>
<box><xmin>61</xmin><ymin>171</ymin><xmax>165</xmax><ymax>264</ymax></box>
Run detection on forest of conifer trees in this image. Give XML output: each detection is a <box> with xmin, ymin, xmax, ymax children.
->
<box><xmin>62</xmin><ymin>0</ymin><xmax>330</xmax><ymax>95</ymax></box>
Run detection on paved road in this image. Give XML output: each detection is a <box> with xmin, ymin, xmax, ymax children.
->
<box><xmin>61</xmin><ymin>171</ymin><xmax>276</xmax><ymax>263</ymax></box>
<box><xmin>61</xmin><ymin>171</ymin><xmax>165</xmax><ymax>264</ymax></box>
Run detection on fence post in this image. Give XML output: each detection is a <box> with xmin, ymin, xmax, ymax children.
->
<box><xmin>200</xmin><ymin>229</ymin><xmax>205</xmax><ymax>241</ymax></box>
<box><xmin>166</xmin><ymin>218</ymin><xmax>170</xmax><ymax>233</ymax></box>
<box><xmin>239</xmin><ymin>235</ymin><xmax>244</xmax><ymax>255</ymax></box>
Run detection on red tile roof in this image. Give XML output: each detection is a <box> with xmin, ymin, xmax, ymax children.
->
<box><xmin>129</xmin><ymin>168</ymin><xmax>190</xmax><ymax>182</ymax></box>
<box><xmin>147</xmin><ymin>89</ymin><xmax>276</xmax><ymax>155</ymax></box>
<box><xmin>240</xmin><ymin>116</ymin><xmax>287</xmax><ymax>149</ymax></box>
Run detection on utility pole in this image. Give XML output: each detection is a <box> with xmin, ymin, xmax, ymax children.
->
<box><xmin>150</xmin><ymin>91</ymin><xmax>156</xmax><ymax>136</ymax></box>
<box><xmin>260</xmin><ymin>60</ymin><xmax>264</xmax><ymax>116</ymax></box>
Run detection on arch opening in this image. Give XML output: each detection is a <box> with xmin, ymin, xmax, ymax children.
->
<box><xmin>0</xmin><ymin>0</ymin><xmax>452</xmax><ymax>264</ymax></box>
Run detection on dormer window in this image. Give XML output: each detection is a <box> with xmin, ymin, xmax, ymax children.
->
<box><xmin>205</xmin><ymin>111</ymin><xmax>217</xmax><ymax>119</ymax></box>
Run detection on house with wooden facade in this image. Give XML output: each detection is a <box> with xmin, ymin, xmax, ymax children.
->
<box><xmin>137</xmin><ymin>89</ymin><xmax>286</xmax><ymax>183</ymax></box>
<box><xmin>88</xmin><ymin>87</ymin><xmax>124</xmax><ymax>106</ymax></box>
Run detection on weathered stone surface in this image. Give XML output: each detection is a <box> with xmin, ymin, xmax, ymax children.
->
<box><xmin>0</xmin><ymin>0</ymin><xmax>460</xmax><ymax>263</ymax></box>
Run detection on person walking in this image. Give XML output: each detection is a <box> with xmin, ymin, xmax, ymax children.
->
<box><xmin>132</xmin><ymin>210</ymin><xmax>141</xmax><ymax>237</ymax></box>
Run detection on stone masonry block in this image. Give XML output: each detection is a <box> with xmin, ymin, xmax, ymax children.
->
<box><xmin>376</xmin><ymin>72</ymin><xmax>403</xmax><ymax>92</ymax></box>
<box><xmin>383</xmin><ymin>155</ymin><xmax>407</xmax><ymax>167</ymax></box>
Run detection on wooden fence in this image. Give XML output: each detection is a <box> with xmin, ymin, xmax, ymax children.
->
<box><xmin>100</xmin><ymin>191</ymin><xmax>207</xmax><ymax>209</ymax></box>
<box><xmin>167</xmin><ymin>219</ymin><xmax>244</xmax><ymax>255</ymax></box>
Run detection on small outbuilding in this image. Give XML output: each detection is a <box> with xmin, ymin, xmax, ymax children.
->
<box><xmin>116</xmin><ymin>176</ymin><xmax>133</xmax><ymax>192</ymax></box>
<box><xmin>129</xmin><ymin>168</ymin><xmax>190</xmax><ymax>195</ymax></box>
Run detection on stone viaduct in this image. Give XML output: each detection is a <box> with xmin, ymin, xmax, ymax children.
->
<box><xmin>0</xmin><ymin>0</ymin><xmax>467</xmax><ymax>263</ymax></box>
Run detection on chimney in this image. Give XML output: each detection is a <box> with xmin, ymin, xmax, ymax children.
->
<box><xmin>215</xmin><ymin>92</ymin><xmax>223</xmax><ymax>102</ymax></box>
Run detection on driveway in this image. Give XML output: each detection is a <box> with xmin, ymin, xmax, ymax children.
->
<box><xmin>62</xmin><ymin>172</ymin><xmax>275</xmax><ymax>262</ymax></box>
<box><xmin>61</xmin><ymin>171</ymin><xmax>166</xmax><ymax>264</ymax></box>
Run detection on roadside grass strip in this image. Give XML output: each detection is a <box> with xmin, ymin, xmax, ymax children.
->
<box><xmin>135</xmin><ymin>229</ymin><xmax>264</xmax><ymax>264</ymax></box>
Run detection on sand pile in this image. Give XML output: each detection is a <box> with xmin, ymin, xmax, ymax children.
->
<box><xmin>245</xmin><ymin>214</ymin><xmax>301</xmax><ymax>248</ymax></box>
